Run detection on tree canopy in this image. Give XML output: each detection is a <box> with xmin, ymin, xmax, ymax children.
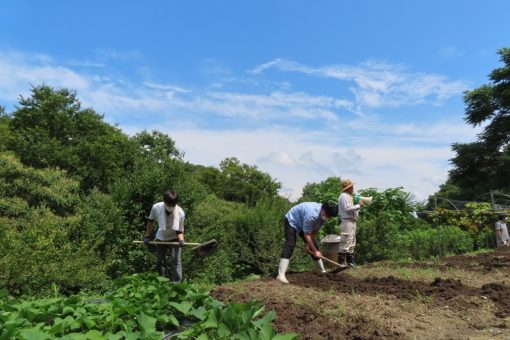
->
<box><xmin>434</xmin><ymin>48</ymin><xmax>510</xmax><ymax>200</ymax></box>
<box><xmin>7</xmin><ymin>85</ymin><xmax>138</xmax><ymax>193</ymax></box>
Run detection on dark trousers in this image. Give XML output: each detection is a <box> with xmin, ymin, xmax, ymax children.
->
<box><xmin>280</xmin><ymin>218</ymin><xmax>320</xmax><ymax>260</ymax></box>
<box><xmin>155</xmin><ymin>239</ymin><xmax>182</xmax><ymax>283</ymax></box>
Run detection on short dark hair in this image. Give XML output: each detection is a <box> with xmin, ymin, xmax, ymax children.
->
<box><xmin>322</xmin><ymin>201</ymin><xmax>338</xmax><ymax>218</ymax></box>
<box><xmin>163</xmin><ymin>190</ymin><xmax>179</xmax><ymax>206</ymax></box>
<box><xmin>498</xmin><ymin>213</ymin><xmax>507</xmax><ymax>221</ymax></box>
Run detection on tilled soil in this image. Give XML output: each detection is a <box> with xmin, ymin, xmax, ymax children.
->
<box><xmin>211</xmin><ymin>249</ymin><xmax>510</xmax><ymax>339</ymax></box>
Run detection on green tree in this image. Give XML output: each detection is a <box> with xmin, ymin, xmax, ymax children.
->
<box><xmin>112</xmin><ymin>130</ymin><xmax>202</xmax><ymax>224</ymax></box>
<box><xmin>441</xmin><ymin>48</ymin><xmax>510</xmax><ymax>199</ymax></box>
<box><xmin>0</xmin><ymin>107</ymin><xmax>12</xmax><ymax>152</ymax></box>
<box><xmin>218</xmin><ymin>157</ymin><xmax>281</xmax><ymax>206</ymax></box>
<box><xmin>189</xmin><ymin>164</ymin><xmax>223</xmax><ymax>194</ymax></box>
<box><xmin>300</xmin><ymin>176</ymin><xmax>341</xmax><ymax>203</ymax></box>
<box><xmin>131</xmin><ymin>129</ymin><xmax>183</xmax><ymax>162</ymax></box>
<box><xmin>300</xmin><ymin>176</ymin><xmax>342</xmax><ymax>235</ymax></box>
<box><xmin>7</xmin><ymin>85</ymin><xmax>137</xmax><ymax>192</ymax></box>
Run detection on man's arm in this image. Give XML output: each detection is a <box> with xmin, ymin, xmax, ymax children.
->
<box><xmin>304</xmin><ymin>231</ymin><xmax>321</xmax><ymax>258</ymax></box>
<box><xmin>145</xmin><ymin>220</ymin><xmax>155</xmax><ymax>238</ymax></box>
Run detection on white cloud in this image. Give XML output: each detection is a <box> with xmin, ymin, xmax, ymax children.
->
<box><xmin>258</xmin><ymin>151</ymin><xmax>297</xmax><ymax>166</ymax></box>
<box><xmin>0</xmin><ymin>50</ymin><xmax>352</xmax><ymax>124</ymax></box>
<box><xmin>250</xmin><ymin>58</ymin><xmax>469</xmax><ymax>109</ymax></box>
<box><xmin>200</xmin><ymin>91</ymin><xmax>348</xmax><ymax>121</ymax></box>
<box><xmin>142</xmin><ymin>81</ymin><xmax>191</xmax><ymax>93</ymax></box>
<box><xmin>0</xmin><ymin>51</ymin><xmax>91</xmax><ymax>100</ymax></box>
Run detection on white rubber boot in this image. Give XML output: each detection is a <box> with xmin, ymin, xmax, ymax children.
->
<box><xmin>276</xmin><ymin>258</ymin><xmax>290</xmax><ymax>283</ymax></box>
<box><xmin>314</xmin><ymin>259</ymin><xmax>326</xmax><ymax>274</ymax></box>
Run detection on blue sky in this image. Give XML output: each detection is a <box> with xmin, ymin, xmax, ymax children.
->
<box><xmin>1</xmin><ymin>1</ymin><xmax>509</xmax><ymax>201</ymax></box>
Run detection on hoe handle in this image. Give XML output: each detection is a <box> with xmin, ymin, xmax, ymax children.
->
<box><xmin>320</xmin><ymin>255</ymin><xmax>346</xmax><ymax>268</ymax></box>
<box><xmin>132</xmin><ymin>240</ymin><xmax>202</xmax><ymax>246</ymax></box>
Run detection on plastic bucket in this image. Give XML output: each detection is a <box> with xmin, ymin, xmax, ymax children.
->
<box><xmin>320</xmin><ymin>234</ymin><xmax>341</xmax><ymax>269</ymax></box>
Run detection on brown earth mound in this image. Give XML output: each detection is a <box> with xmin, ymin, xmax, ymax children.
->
<box><xmin>211</xmin><ymin>249</ymin><xmax>510</xmax><ymax>339</ymax></box>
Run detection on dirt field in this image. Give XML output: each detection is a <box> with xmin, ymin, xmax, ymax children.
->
<box><xmin>211</xmin><ymin>248</ymin><xmax>510</xmax><ymax>339</ymax></box>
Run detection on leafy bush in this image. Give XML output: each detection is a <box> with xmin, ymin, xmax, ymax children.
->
<box><xmin>184</xmin><ymin>195</ymin><xmax>248</xmax><ymax>283</ymax></box>
<box><xmin>355</xmin><ymin>187</ymin><xmax>427</xmax><ymax>263</ymax></box>
<box><xmin>430</xmin><ymin>202</ymin><xmax>501</xmax><ymax>233</ymax></box>
<box><xmin>0</xmin><ymin>153</ymin><xmax>108</xmax><ymax>295</ymax></box>
<box><xmin>183</xmin><ymin>195</ymin><xmax>296</xmax><ymax>283</ymax></box>
<box><xmin>391</xmin><ymin>226</ymin><xmax>474</xmax><ymax>260</ymax></box>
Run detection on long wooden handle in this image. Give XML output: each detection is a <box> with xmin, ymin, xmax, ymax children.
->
<box><xmin>320</xmin><ymin>255</ymin><xmax>345</xmax><ymax>268</ymax></box>
<box><xmin>132</xmin><ymin>240</ymin><xmax>202</xmax><ymax>246</ymax></box>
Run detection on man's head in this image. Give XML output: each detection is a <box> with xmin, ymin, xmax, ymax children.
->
<box><xmin>498</xmin><ymin>213</ymin><xmax>507</xmax><ymax>222</ymax></box>
<box><xmin>321</xmin><ymin>201</ymin><xmax>339</xmax><ymax>221</ymax></box>
<box><xmin>163</xmin><ymin>190</ymin><xmax>179</xmax><ymax>207</ymax></box>
<box><xmin>341</xmin><ymin>179</ymin><xmax>354</xmax><ymax>194</ymax></box>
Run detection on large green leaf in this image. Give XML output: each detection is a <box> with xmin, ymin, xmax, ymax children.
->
<box><xmin>19</xmin><ymin>327</ymin><xmax>52</xmax><ymax>340</ymax></box>
<box><xmin>168</xmin><ymin>301</ymin><xmax>192</xmax><ymax>314</ymax></box>
<box><xmin>138</xmin><ymin>311</ymin><xmax>157</xmax><ymax>334</ymax></box>
<box><xmin>201</xmin><ymin>310</ymin><xmax>218</xmax><ymax>329</ymax></box>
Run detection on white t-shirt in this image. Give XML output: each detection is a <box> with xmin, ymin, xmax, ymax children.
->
<box><xmin>495</xmin><ymin>220</ymin><xmax>509</xmax><ymax>246</ymax></box>
<box><xmin>148</xmin><ymin>202</ymin><xmax>185</xmax><ymax>241</ymax></box>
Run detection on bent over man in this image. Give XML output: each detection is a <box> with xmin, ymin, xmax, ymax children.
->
<box><xmin>276</xmin><ymin>201</ymin><xmax>339</xmax><ymax>284</ymax></box>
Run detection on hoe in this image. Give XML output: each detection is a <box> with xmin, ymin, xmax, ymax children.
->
<box><xmin>133</xmin><ymin>239</ymin><xmax>218</xmax><ymax>258</ymax></box>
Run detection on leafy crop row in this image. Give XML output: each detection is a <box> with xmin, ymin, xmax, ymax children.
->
<box><xmin>0</xmin><ymin>273</ymin><xmax>297</xmax><ymax>340</ymax></box>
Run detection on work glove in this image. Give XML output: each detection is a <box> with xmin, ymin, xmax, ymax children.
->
<box><xmin>179</xmin><ymin>240</ymin><xmax>185</xmax><ymax>248</ymax></box>
<box><xmin>143</xmin><ymin>236</ymin><xmax>151</xmax><ymax>245</ymax></box>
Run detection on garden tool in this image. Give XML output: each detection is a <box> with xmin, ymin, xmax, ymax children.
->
<box><xmin>133</xmin><ymin>239</ymin><xmax>218</xmax><ymax>258</ymax></box>
<box><xmin>320</xmin><ymin>255</ymin><xmax>349</xmax><ymax>272</ymax></box>
<box><xmin>303</xmin><ymin>245</ymin><xmax>348</xmax><ymax>272</ymax></box>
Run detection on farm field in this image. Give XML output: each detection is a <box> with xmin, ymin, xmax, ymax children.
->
<box><xmin>211</xmin><ymin>249</ymin><xmax>510</xmax><ymax>339</ymax></box>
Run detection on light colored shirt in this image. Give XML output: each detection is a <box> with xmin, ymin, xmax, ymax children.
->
<box><xmin>148</xmin><ymin>202</ymin><xmax>185</xmax><ymax>241</ymax></box>
<box><xmin>285</xmin><ymin>202</ymin><xmax>325</xmax><ymax>233</ymax></box>
<box><xmin>338</xmin><ymin>192</ymin><xmax>360</xmax><ymax>220</ymax></box>
<box><xmin>495</xmin><ymin>221</ymin><xmax>509</xmax><ymax>245</ymax></box>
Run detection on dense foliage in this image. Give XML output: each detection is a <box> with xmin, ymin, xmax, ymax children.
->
<box><xmin>0</xmin><ymin>153</ymin><xmax>108</xmax><ymax>296</ymax></box>
<box><xmin>434</xmin><ymin>48</ymin><xmax>510</xmax><ymax>200</ymax></box>
<box><xmin>7</xmin><ymin>85</ymin><xmax>138</xmax><ymax>193</ymax></box>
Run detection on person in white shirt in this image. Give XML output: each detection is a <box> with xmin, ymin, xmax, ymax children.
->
<box><xmin>495</xmin><ymin>213</ymin><xmax>510</xmax><ymax>247</ymax></box>
<box><xmin>332</xmin><ymin>179</ymin><xmax>364</xmax><ymax>272</ymax></box>
<box><xmin>144</xmin><ymin>190</ymin><xmax>186</xmax><ymax>282</ymax></box>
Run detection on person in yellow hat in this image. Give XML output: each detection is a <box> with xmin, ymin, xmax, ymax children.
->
<box><xmin>332</xmin><ymin>179</ymin><xmax>364</xmax><ymax>272</ymax></box>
